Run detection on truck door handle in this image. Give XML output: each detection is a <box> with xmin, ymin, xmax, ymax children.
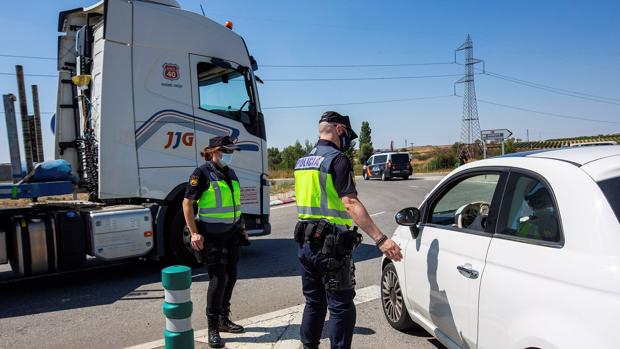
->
<box><xmin>457</xmin><ymin>264</ymin><xmax>479</xmax><ymax>279</ymax></box>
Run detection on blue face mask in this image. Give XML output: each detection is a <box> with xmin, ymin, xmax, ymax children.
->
<box><xmin>220</xmin><ymin>153</ymin><xmax>234</xmax><ymax>166</ymax></box>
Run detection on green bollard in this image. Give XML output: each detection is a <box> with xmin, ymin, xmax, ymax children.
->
<box><xmin>162</xmin><ymin>265</ymin><xmax>194</xmax><ymax>349</ymax></box>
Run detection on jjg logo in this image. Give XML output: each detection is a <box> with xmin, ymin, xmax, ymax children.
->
<box><xmin>164</xmin><ymin>131</ymin><xmax>194</xmax><ymax>149</ymax></box>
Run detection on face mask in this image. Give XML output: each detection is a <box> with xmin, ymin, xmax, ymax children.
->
<box><xmin>220</xmin><ymin>153</ymin><xmax>234</xmax><ymax>166</ymax></box>
<box><xmin>339</xmin><ymin>134</ymin><xmax>351</xmax><ymax>151</ymax></box>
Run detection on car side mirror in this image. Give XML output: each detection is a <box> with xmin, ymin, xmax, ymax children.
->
<box><xmin>395</xmin><ymin>207</ymin><xmax>421</xmax><ymax>239</ymax></box>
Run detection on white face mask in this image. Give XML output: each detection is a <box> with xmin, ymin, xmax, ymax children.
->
<box><xmin>220</xmin><ymin>153</ymin><xmax>234</xmax><ymax>166</ymax></box>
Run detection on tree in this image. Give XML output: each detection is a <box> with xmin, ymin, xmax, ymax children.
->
<box><xmin>267</xmin><ymin>147</ymin><xmax>282</xmax><ymax>169</ymax></box>
<box><xmin>280</xmin><ymin>141</ymin><xmax>305</xmax><ymax>169</ymax></box>
<box><xmin>357</xmin><ymin>121</ymin><xmax>374</xmax><ymax>164</ymax></box>
<box><xmin>304</xmin><ymin>139</ymin><xmax>314</xmax><ymax>154</ymax></box>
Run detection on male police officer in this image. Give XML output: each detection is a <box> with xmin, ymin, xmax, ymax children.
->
<box><xmin>294</xmin><ymin>112</ymin><xmax>403</xmax><ymax>349</ymax></box>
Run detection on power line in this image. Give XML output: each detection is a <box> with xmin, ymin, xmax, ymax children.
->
<box><xmin>263</xmin><ymin>94</ymin><xmax>453</xmax><ymax>109</ymax></box>
<box><xmin>261</xmin><ymin>62</ymin><xmax>455</xmax><ymax>68</ymax></box>
<box><xmin>470</xmin><ymin>96</ymin><xmax>620</xmax><ymax>125</ymax></box>
<box><xmin>264</xmin><ymin>73</ymin><xmax>466</xmax><ymax>82</ymax></box>
<box><xmin>0</xmin><ymin>72</ymin><xmax>57</xmax><ymax>78</ymax></box>
<box><xmin>0</xmin><ymin>54</ymin><xmax>56</xmax><ymax>60</ymax></box>
<box><xmin>482</xmin><ymin>70</ymin><xmax>620</xmax><ymax>105</ymax></box>
<box><xmin>1</xmin><ymin>71</ymin><xmax>468</xmax><ymax>82</ymax></box>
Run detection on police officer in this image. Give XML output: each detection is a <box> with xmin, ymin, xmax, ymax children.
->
<box><xmin>182</xmin><ymin>135</ymin><xmax>249</xmax><ymax>349</ymax></box>
<box><xmin>293</xmin><ymin>112</ymin><xmax>403</xmax><ymax>349</ymax></box>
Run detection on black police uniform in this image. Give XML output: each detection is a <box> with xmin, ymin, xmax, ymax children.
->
<box><xmin>297</xmin><ymin>111</ymin><xmax>360</xmax><ymax>349</ymax></box>
<box><xmin>184</xmin><ymin>135</ymin><xmax>246</xmax><ymax>348</ymax></box>
<box><xmin>185</xmin><ymin>161</ymin><xmax>244</xmax><ymax>318</ymax></box>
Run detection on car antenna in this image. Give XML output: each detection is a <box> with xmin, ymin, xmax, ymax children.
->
<box><xmin>199</xmin><ymin>3</ymin><xmax>206</xmax><ymax>16</ymax></box>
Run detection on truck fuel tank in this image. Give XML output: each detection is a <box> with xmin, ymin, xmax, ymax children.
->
<box><xmin>83</xmin><ymin>206</ymin><xmax>154</xmax><ymax>261</ymax></box>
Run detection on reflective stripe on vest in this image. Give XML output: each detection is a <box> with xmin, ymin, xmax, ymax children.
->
<box><xmin>294</xmin><ymin>145</ymin><xmax>353</xmax><ymax>228</ymax></box>
<box><xmin>197</xmin><ymin>168</ymin><xmax>241</xmax><ymax>225</ymax></box>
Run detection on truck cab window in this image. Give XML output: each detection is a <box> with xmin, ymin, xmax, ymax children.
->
<box><xmin>197</xmin><ymin>62</ymin><xmax>253</xmax><ymax>124</ymax></box>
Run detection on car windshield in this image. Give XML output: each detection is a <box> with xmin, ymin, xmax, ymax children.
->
<box><xmin>391</xmin><ymin>154</ymin><xmax>410</xmax><ymax>163</ymax></box>
<box><xmin>598</xmin><ymin>176</ymin><xmax>620</xmax><ymax>223</ymax></box>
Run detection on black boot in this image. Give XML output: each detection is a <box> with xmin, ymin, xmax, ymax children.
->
<box><xmin>207</xmin><ymin>315</ymin><xmax>225</xmax><ymax>348</ymax></box>
<box><xmin>219</xmin><ymin>308</ymin><xmax>245</xmax><ymax>333</ymax></box>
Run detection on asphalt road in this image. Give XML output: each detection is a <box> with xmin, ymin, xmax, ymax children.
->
<box><xmin>0</xmin><ymin>175</ymin><xmax>445</xmax><ymax>349</ymax></box>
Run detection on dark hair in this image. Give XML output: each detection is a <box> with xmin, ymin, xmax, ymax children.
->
<box><xmin>200</xmin><ymin>146</ymin><xmax>220</xmax><ymax>161</ymax></box>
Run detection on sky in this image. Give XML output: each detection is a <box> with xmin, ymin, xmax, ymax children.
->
<box><xmin>0</xmin><ymin>0</ymin><xmax>619</xmax><ymax>163</ymax></box>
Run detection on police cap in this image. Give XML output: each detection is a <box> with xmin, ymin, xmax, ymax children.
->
<box><xmin>319</xmin><ymin>111</ymin><xmax>358</xmax><ymax>140</ymax></box>
<box><xmin>208</xmin><ymin>135</ymin><xmax>240</xmax><ymax>151</ymax></box>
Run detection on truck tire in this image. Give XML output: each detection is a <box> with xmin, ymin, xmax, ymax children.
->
<box><xmin>165</xmin><ymin>208</ymin><xmax>199</xmax><ymax>267</ymax></box>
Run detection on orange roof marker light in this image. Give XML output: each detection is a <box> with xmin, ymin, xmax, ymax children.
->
<box><xmin>224</xmin><ymin>21</ymin><xmax>233</xmax><ymax>30</ymax></box>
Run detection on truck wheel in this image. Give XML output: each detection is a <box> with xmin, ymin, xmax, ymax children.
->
<box><xmin>381</xmin><ymin>263</ymin><xmax>415</xmax><ymax>331</ymax></box>
<box><xmin>165</xmin><ymin>208</ymin><xmax>199</xmax><ymax>267</ymax></box>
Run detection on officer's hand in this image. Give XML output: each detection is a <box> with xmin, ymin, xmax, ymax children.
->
<box><xmin>190</xmin><ymin>233</ymin><xmax>204</xmax><ymax>251</ymax></box>
<box><xmin>379</xmin><ymin>238</ymin><xmax>402</xmax><ymax>262</ymax></box>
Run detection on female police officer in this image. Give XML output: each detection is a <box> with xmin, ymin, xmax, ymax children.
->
<box><xmin>182</xmin><ymin>135</ymin><xmax>249</xmax><ymax>349</ymax></box>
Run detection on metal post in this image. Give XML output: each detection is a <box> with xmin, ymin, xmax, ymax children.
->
<box><xmin>162</xmin><ymin>266</ymin><xmax>194</xmax><ymax>349</ymax></box>
<box><xmin>15</xmin><ymin>65</ymin><xmax>34</xmax><ymax>172</ymax></box>
<box><xmin>483</xmin><ymin>141</ymin><xmax>487</xmax><ymax>159</ymax></box>
<box><xmin>3</xmin><ymin>94</ymin><xmax>22</xmax><ymax>183</ymax></box>
<box><xmin>501</xmin><ymin>140</ymin><xmax>505</xmax><ymax>155</ymax></box>
<box><xmin>31</xmin><ymin>85</ymin><xmax>45</xmax><ymax>162</ymax></box>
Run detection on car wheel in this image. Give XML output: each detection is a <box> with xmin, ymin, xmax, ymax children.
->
<box><xmin>363</xmin><ymin>171</ymin><xmax>369</xmax><ymax>180</ymax></box>
<box><xmin>402</xmin><ymin>175</ymin><xmax>409</xmax><ymax>180</ymax></box>
<box><xmin>381</xmin><ymin>263</ymin><xmax>414</xmax><ymax>330</ymax></box>
<box><xmin>381</xmin><ymin>172</ymin><xmax>389</xmax><ymax>181</ymax></box>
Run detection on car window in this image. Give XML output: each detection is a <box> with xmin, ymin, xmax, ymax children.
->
<box><xmin>429</xmin><ymin>173</ymin><xmax>501</xmax><ymax>233</ymax></box>
<box><xmin>598</xmin><ymin>176</ymin><xmax>620</xmax><ymax>223</ymax></box>
<box><xmin>374</xmin><ymin>155</ymin><xmax>387</xmax><ymax>164</ymax></box>
<box><xmin>368</xmin><ymin>156</ymin><xmax>374</xmax><ymax>165</ymax></box>
<box><xmin>391</xmin><ymin>154</ymin><xmax>410</xmax><ymax>163</ymax></box>
<box><xmin>496</xmin><ymin>173</ymin><xmax>562</xmax><ymax>243</ymax></box>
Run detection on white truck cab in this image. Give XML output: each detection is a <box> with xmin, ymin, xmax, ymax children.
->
<box><xmin>0</xmin><ymin>0</ymin><xmax>269</xmax><ymax>279</ymax></box>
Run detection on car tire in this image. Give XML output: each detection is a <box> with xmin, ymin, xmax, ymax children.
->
<box><xmin>381</xmin><ymin>263</ymin><xmax>415</xmax><ymax>331</ymax></box>
<box><xmin>363</xmin><ymin>171</ymin><xmax>369</xmax><ymax>180</ymax></box>
<box><xmin>165</xmin><ymin>207</ymin><xmax>200</xmax><ymax>267</ymax></box>
<box><xmin>381</xmin><ymin>172</ymin><xmax>389</xmax><ymax>181</ymax></box>
<box><xmin>402</xmin><ymin>175</ymin><xmax>409</xmax><ymax>180</ymax></box>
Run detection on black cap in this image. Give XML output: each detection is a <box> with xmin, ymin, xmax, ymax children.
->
<box><xmin>208</xmin><ymin>135</ymin><xmax>240</xmax><ymax>151</ymax></box>
<box><xmin>319</xmin><ymin>111</ymin><xmax>358</xmax><ymax>140</ymax></box>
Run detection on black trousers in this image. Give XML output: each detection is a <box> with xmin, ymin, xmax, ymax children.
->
<box><xmin>200</xmin><ymin>231</ymin><xmax>241</xmax><ymax>316</ymax></box>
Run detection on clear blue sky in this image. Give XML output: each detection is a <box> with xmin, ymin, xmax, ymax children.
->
<box><xmin>1</xmin><ymin>0</ymin><xmax>619</xmax><ymax>163</ymax></box>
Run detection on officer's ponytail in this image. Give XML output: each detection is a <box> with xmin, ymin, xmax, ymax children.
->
<box><xmin>201</xmin><ymin>146</ymin><xmax>220</xmax><ymax>161</ymax></box>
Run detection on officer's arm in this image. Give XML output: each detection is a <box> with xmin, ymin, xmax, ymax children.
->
<box><xmin>182</xmin><ymin>198</ymin><xmax>200</xmax><ymax>236</ymax></box>
<box><xmin>341</xmin><ymin>194</ymin><xmax>403</xmax><ymax>261</ymax></box>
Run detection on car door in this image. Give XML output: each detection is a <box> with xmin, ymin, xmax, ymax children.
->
<box><xmin>404</xmin><ymin>168</ymin><xmax>507</xmax><ymax>349</ymax></box>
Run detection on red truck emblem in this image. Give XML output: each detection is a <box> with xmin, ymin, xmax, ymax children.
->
<box><xmin>163</xmin><ymin>63</ymin><xmax>179</xmax><ymax>81</ymax></box>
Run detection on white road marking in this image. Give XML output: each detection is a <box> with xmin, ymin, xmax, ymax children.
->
<box><xmin>370</xmin><ymin>211</ymin><xmax>385</xmax><ymax>217</ymax></box>
<box><xmin>271</xmin><ymin>203</ymin><xmax>297</xmax><ymax>210</ymax></box>
<box><xmin>125</xmin><ymin>285</ymin><xmax>380</xmax><ymax>349</ymax></box>
<box><xmin>408</xmin><ymin>185</ymin><xmax>421</xmax><ymax>188</ymax></box>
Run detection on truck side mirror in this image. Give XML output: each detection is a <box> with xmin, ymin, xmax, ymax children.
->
<box><xmin>395</xmin><ymin>207</ymin><xmax>421</xmax><ymax>239</ymax></box>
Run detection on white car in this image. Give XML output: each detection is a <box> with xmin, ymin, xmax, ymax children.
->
<box><xmin>381</xmin><ymin>146</ymin><xmax>620</xmax><ymax>349</ymax></box>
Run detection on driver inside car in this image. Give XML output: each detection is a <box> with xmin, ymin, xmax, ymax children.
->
<box><xmin>517</xmin><ymin>183</ymin><xmax>559</xmax><ymax>242</ymax></box>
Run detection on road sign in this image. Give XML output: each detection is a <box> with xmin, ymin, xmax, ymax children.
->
<box><xmin>481</xmin><ymin>129</ymin><xmax>512</xmax><ymax>142</ymax></box>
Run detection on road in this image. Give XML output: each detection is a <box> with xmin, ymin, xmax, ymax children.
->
<box><xmin>0</xmin><ymin>175</ymin><xmax>445</xmax><ymax>349</ymax></box>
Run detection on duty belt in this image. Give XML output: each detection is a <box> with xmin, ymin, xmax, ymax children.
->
<box><xmin>294</xmin><ymin>219</ymin><xmax>362</xmax><ymax>255</ymax></box>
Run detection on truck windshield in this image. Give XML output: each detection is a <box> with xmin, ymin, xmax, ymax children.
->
<box><xmin>197</xmin><ymin>62</ymin><xmax>253</xmax><ymax>121</ymax></box>
<box><xmin>598</xmin><ymin>176</ymin><xmax>620</xmax><ymax>223</ymax></box>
